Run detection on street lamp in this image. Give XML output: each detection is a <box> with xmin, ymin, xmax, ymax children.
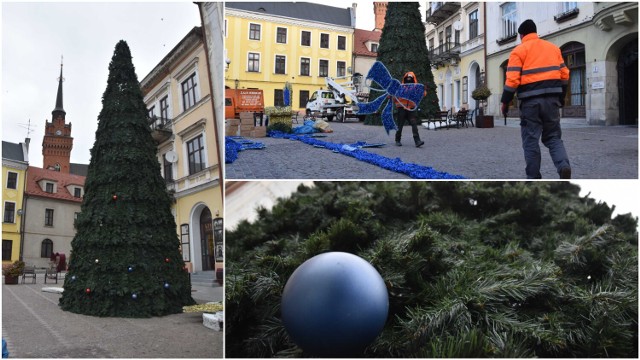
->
<box><xmin>225</xmin><ymin>57</ymin><xmax>231</xmax><ymax>71</ymax></box>
<box><xmin>234</xmin><ymin>79</ymin><xmax>239</xmax><ymax>89</ymax></box>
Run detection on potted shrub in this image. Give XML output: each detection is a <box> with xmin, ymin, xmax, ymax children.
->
<box><xmin>3</xmin><ymin>260</ymin><xmax>25</xmax><ymax>284</ymax></box>
<box><xmin>471</xmin><ymin>85</ymin><xmax>494</xmax><ymax>128</ymax></box>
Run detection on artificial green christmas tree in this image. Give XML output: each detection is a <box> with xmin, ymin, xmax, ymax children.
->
<box><xmin>226</xmin><ymin>182</ymin><xmax>638</xmax><ymax>357</ymax></box>
<box><xmin>59</xmin><ymin>41</ymin><xmax>195</xmax><ymax>317</ymax></box>
<box><xmin>365</xmin><ymin>2</ymin><xmax>439</xmax><ymax>126</ymax></box>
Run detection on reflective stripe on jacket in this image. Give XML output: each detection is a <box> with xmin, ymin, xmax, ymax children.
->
<box><xmin>500</xmin><ymin>33</ymin><xmax>569</xmax><ymax>104</ymax></box>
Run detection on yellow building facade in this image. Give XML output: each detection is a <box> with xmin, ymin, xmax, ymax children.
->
<box><xmin>141</xmin><ymin>27</ymin><xmax>223</xmax><ymax>275</ymax></box>
<box><xmin>2</xmin><ymin>140</ymin><xmax>29</xmax><ymax>264</ymax></box>
<box><xmin>225</xmin><ymin>2</ymin><xmax>355</xmax><ymax>111</ymax></box>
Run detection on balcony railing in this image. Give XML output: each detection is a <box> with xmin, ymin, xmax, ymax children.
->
<box><xmin>425</xmin><ymin>2</ymin><xmax>461</xmax><ymax>25</ymax></box>
<box><xmin>148</xmin><ymin>116</ymin><xmax>173</xmax><ymax>143</ymax></box>
<box><xmin>428</xmin><ymin>41</ymin><xmax>461</xmax><ymax>68</ymax></box>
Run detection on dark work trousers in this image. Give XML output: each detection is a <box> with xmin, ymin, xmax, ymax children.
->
<box><xmin>395</xmin><ymin>107</ymin><xmax>422</xmax><ymax>145</ymax></box>
<box><xmin>519</xmin><ymin>96</ymin><xmax>571</xmax><ymax>179</ymax></box>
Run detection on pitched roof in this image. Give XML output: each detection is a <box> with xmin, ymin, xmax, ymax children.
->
<box><xmin>354</xmin><ymin>28</ymin><xmax>381</xmax><ymax>57</ymax></box>
<box><xmin>2</xmin><ymin>141</ymin><xmax>26</xmax><ymax>162</ymax></box>
<box><xmin>26</xmin><ymin>166</ymin><xmax>85</xmax><ymax>203</ymax></box>
<box><xmin>225</xmin><ymin>2</ymin><xmax>353</xmax><ymax>27</ymax></box>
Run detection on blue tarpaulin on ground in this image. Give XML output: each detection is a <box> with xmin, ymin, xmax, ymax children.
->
<box><xmin>225</xmin><ymin>137</ymin><xmax>265</xmax><ymax>164</ymax></box>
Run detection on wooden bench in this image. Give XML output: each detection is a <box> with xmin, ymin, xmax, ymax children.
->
<box><xmin>21</xmin><ymin>266</ymin><xmax>37</xmax><ymax>284</ymax></box>
<box><xmin>423</xmin><ymin>110</ymin><xmax>450</xmax><ymax>130</ymax></box>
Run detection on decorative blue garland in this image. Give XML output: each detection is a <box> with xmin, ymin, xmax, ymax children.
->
<box><xmin>268</xmin><ymin>131</ymin><xmax>465</xmax><ymax>179</ymax></box>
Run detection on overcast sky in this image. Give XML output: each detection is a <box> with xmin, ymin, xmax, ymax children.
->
<box><xmin>2</xmin><ymin>2</ymin><xmax>202</xmax><ymax>167</ymax></box>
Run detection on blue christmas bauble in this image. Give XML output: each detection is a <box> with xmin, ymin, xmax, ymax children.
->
<box><xmin>132</xmin><ymin>293</ymin><xmax>138</xmax><ymax>300</ymax></box>
<box><xmin>281</xmin><ymin>252</ymin><xmax>388</xmax><ymax>357</ymax></box>
<box><xmin>163</xmin><ymin>282</ymin><xmax>170</xmax><ymax>289</ymax></box>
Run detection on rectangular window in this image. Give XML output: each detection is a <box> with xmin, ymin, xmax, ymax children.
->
<box><xmin>320</xmin><ymin>33</ymin><xmax>329</xmax><ymax>49</ymax></box>
<box><xmin>319</xmin><ymin>60</ymin><xmax>329</xmax><ymax>77</ymax></box>
<box><xmin>469</xmin><ymin>10</ymin><xmax>478</xmax><ymax>39</ymax></box>
<box><xmin>501</xmin><ymin>2</ymin><xmax>518</xmax><ymax>38</ymax></box>
<box><xmin>160</xmin><ymin>96</ymin><xmax>169</xmax><ymax>120</ymax></box>
<box><xmin>148</xmin><ymin>105</ymin><xmax>155</xmax><ymax>118</ymax></box>
<box><xmin>187</xmin><ymin>135</ymin><xmax>205</xmax><ymax>175</ymax></box>
<box><xmin>301</xmin><ymin>30</ymin><xmax>311</xmax><ymax>46</ymax></box>
<box><xmin>428</xmin><ymin>38</ymin><xmax>434</xmax><ymax>51</ymax></box>
<box><xmin>180</xmin><ymin>224</ymin><xmax>190</xmax><ymax>262</ymax></box>
<box><xmin>276</xmin><ymin>27</ymin><xmax>287</xmax><ymax>44</ymax></box>
<box><xmin>337</xmin><ymin>61</ymin><xmax>346</xmax><ymax>77</ymax></box>
<box><xmin>249</xmin><ymin>23</ymin><xmax>261</xmax><ymax>40</ymax></box>
<box><xmin>181</xmin><ymin>73</ymin><xmax>198</xmax><ymax>110</ymax></box>
<box><xmin>337</xmin><ymin>35</ymin><xmax>346</xmax><ymax>50</ymax></box>
<box><xmin>274</xmin><ymin>89</ymin><xmax>284</xmax><ymax>107</ymax></box>
<box><xmin>462</xmin><ymin>76</ymin><xmax>468</xmax><ymax>104</ymax></box>
<box><xmin>163</xmin><ymin>154</ymin><xmax>174</xmax><ymax>181</ymax></box>
<box><xmin>74</xmin><ymin>188</ymin><xmax>82</xmax><ymax>198</ymax></box>
<box><xmin>371</xmin><ymin>43</ymin><xmax>378</xmax><ymax>53</ymax></box>
<box><xmin>299</xmin><ymin>90</ymin><xmax>310</xmax><ymax>108</ymax></box>
<box><xmin>6</xmin><ymin>172</ymin><xmax>17</xmax><ymax>189</ymax></box>
<box><xmin>74</xmin><ymin>212</ymin><xmax>79</xmax><ymax>228</ymax></box>
<box><xmin>275</xmin><ymin>55</ymin><xmax>286</xmax><ymax>74</ymax></box>
<box><xmin>300</xmin><ymin>58</ymin><xmax>310</xmax><ymax>76</ymax></box>
<box><xmin>454</xmin><ymin>29</ymin><xmax>460</xmax><ymax>45</ymax></box>
<box><xmin>445</xmin><ymin>25</ymin><xmax>452</xmax><ymax>44</ymax></box>
<box><xmin>45</xmin><ymin>183</ymin><xmax>54</xmax><ymax>193</ymax></box>
<box><xmin>248</xmin><ymin>52</ymin><xmax>260</xmax><ymax>72</ymax></box>
<box><xmin>45</xmin><ymin>208</ymin><xmax>54</xmax><ymax>227</ymax></box>
<box><xmin>561</xmin><ymin>2</ymin><xmax>577</xmax><ymax>12</ymax></box>
<box><xmin>3</xmin><ymin>202</ymin><xmax>15</xmax><ymax>223</ymax></box>
<box><xmin>2</xmin><ymin>240</ymin><xmax>12</xmax><ymax>261</ymax></box>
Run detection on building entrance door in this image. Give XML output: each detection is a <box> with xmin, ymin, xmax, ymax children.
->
<box><xmin>200</xmin><ymin>207</ymin><xmax>214</xmax><ymax>271</ymax></box>
<box><xmin>617</xmin><ymin>39</ymin><xmax>638</xmax><ymax>125</ymax></box>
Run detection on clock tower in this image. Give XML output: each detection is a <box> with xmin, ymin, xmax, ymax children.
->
<box><xmin>42</xmin><ymin>61</ymin><xmax>73</xmax><ymax>173</ymax></box>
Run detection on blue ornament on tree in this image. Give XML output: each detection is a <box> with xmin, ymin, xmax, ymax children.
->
<box><xmin>127</xmin><ymin>266</ymin><xmax>134</xmax><ymax>273</ymax></box>
<box><xmin>71</xmin><ymin>275</ymin><xmax>77</xmax><ymax>281</ymax></box>
<box><xmin>163</xmin><ymin>282</ymin><xmax>170</xmax><ymax>289</ymax></box>
<box><xmin>281</xmin><ymin>252</ymin><xmax>388</xmax><ymax>357</ymax></box>
<box><xmin>132</xmin><ymin>293</ymin><xmax>138</xmax><ymax>300</ymax></box>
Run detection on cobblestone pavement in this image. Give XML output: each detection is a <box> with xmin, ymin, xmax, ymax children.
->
<box><xmin>2</xmin><ymin>278</ymin><xmax>222</xmax><ymax>358</ymax></box>
<box><xmin>226</xmin><ymin>118</ymin><xmax>638</xmax><ymax>179</ymax></box>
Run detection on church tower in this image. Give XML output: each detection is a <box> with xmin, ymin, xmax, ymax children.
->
<box><xmin>42</xmin><ymin>60</ymin><xmax>73</xmax><ymax>173</ymax></box>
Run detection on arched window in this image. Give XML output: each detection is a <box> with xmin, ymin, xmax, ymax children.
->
<box><xmin>41</xmin><ymin>239</ymin><xmax>53</xmax><ymax>258</ymax></box>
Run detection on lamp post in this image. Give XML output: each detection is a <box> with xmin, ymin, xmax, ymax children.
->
<box><xmin>235</xmin><ymin>79</ymin><xmax>239</xmax><ymax>89</ymax></box>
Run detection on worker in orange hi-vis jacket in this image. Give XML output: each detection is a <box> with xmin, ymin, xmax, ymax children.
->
<box><xmin>501</xmin><ymin>19</ymin><xmax>572</xmax><ymax>179</ymax></box>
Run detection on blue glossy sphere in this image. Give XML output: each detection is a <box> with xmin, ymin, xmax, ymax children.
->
<box><xmin>281</xmin><ymin>252</ymin><xmax>388</xmax><ymax>357</ymax></box>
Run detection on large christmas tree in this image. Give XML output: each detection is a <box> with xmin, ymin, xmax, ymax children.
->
<box><xmin>59</xmin><ymin>41</ymin><xmax>195</xmax><ymax>317</ymax></box>
<box><xmin>226</xmin><ymin>182</ymin><xmax>638</xmax><ymax>357</ymax></box>
<box><xmin>365</xmin><ymin>2</ymin><xmax>439</xmax><ymax>126</ymax></box>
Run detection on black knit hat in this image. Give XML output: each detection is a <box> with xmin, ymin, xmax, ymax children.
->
<box><xmin>518</xmin><ymin>19</ymin><xmax>537</xmax><ymax>36</ymax></box>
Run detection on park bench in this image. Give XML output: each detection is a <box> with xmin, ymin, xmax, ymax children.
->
<box><xmin>21</xmin><ymin>266</ymin><xmax>37</xmax><ymax>284</ymax></box>
<box><xmin>449</xmin><ymin>109</ymin><xmax>468</xmax><ymax>129</ymax></box>
<box><xmin>423</xmin><ymin>110</ymin><xmax>450</xmax><ymax>130</ymax></box>
<box><xmin>45</xmin><ymin>261</ymin><xmax>59</xmax><ymax>284</ymax></box>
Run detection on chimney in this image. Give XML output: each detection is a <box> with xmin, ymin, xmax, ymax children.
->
<box><xmin>374</xmin><ymin>2</ymin><xmax>388</xmax><ymax>32</ymax></box>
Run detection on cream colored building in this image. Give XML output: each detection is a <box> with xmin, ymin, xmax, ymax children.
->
<box><xmin>141</xmin><ymin>26</ymin><xmax>223</xmax><ymax>274</ymax></box>
<box><xmin>485</xmin><ymin>2</ymin><xmax>638</xmax><ymax>125</ymax></box>
<box><xmin>425</xmin><ymin>2</ymin><xmax>486</xmax><ymax>114</ymax></box>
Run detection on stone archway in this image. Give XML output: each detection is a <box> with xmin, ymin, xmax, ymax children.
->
<box><xmin>189</xmin><ymin>203</ymin><xmax>211</xmax><ymax>272</ymax></box>
<box><xmin>617</xmin><ymin>39</ymin><xmax>638</xmax><ymax>125</ymax></box>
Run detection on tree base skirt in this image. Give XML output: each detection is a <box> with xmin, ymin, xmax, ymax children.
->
<box><xmin>476</xmin><ymin>115</ymin><xmax>494</xmax><ymax>128</ymax></box>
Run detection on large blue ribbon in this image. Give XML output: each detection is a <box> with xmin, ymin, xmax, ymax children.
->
<box><xmin>356</xmin><ymin>61</ymin><xmax>425</xmax><ymax>134</ymax></box>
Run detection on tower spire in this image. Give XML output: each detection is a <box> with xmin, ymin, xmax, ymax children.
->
<box><xmin>52</xmin><ymin>56</ymin><xmax>66</xmax><ymax>118</ymax></box>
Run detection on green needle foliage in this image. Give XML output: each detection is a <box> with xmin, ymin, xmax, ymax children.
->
<box><xmin>59</xmin><ymin>41</ymin><xmax>195</xmax><ymax>317</ymax></box>
<box><xmin>365</xmin><ymin>2</ymin><xmax>439</xmax><ymax>126</ymax></box>
<box><xmin>226</xmin><ymin>182</ymin><xmax>638</xmax><ymax>358</ymax></box>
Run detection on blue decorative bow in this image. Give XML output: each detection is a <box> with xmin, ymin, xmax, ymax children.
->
<box><xmin>356</xmin><ymin>61</ymin><xmax>425</xmax><ymax>134</ymax></box>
